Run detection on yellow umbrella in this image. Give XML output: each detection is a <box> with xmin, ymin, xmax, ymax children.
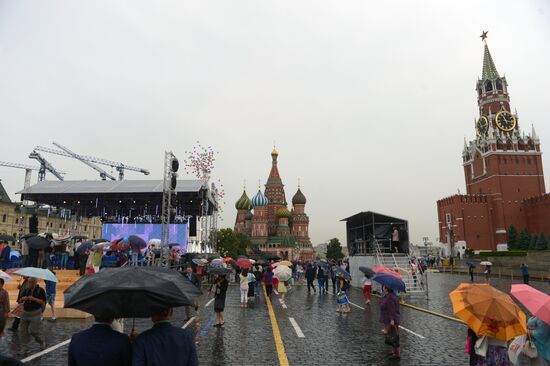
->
<box><xmin>449</xmin><ymin>283</ymin><xmax>527</xmax><ymax>341</ymax></box>
<box><xmin>280</xmin><ymin>260</ymin><xmax>293</xmax><ymax>267</ymax></box>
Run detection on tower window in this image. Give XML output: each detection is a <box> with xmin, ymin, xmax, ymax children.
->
<box><xmin>495</xmin><ymin>79</ymin><xmax>503</xmax><ymax>91</ymax></box>
<box><xmin>485</xmin><ymin>80</ymin><xmax>493</xmax><ymax>92</ymax></box>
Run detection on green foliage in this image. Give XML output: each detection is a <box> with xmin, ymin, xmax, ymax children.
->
<box><xmin>518</xmin><ymin>228</ymin><xmax>531</xmax><ymax>250</ymax></box>
<box><xmin>215</xmin><ymin>228</ymin><xmax>250</xmax><ymax>258</ymax></box>
<box><xmin>535</xmin><ymin>232</ymin><xmax>548</xmax><ymax>250</ymax></box>
<box><xmin>507</xmin><ymin>225</ymin><xmax>518</xmax><ymax>250</ymax></box>
<box><xmin>478</xmin><ymin>250</ymin><xmax>527</xmax><ymax>257</ymax></box>
<box><xmin>529</xmin><ymin>235</ymin><xmax>538</xmax><ymax>250</ymax></box>
<box><xmin>464</xmin><ymin>248</ymin><xmax>474</xmax><ymax>258</ymax></box>
<box><xmin>325</xmin><ymin>238</ymin><xmax>344</xmax><ymax>261</ymax></box>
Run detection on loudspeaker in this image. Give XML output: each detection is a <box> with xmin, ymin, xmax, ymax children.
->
<box><xmin>29</xmin><ymin>215</ymin><xmax>38</xmax><ymax>234</ymax></box>
<box><xmin>189</xmin><ymin>216</ymin><xmax>197</xmax><ymax>237</ymax></box>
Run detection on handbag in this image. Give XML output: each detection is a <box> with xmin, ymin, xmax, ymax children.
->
<box><xmin>474</xmin><ymin>336</ymin><xmax>488</xmax><ymax>358</ymax></box>
<box><xmin>384</xmin><ymin>326</ymin><xmax>400</xmax><ymax>347</ymax></box>
<box><xmin>523</xmin><ymin>333</ymin><xmax>538</xmax><ymax>359</ymax></box>
<box><xmin>10</xmin><ymin>303</ymin><xmax>24</xmax><ymax>318</ymax></box>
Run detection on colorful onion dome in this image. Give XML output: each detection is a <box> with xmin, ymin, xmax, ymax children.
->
<box><xmin>251</xmin><ymin>189</ymin><xmax>269</xmax><ymax>207</ymax></box>
<box><xmin>245</xmin><ymin>211</ymin><xmax>253</xmax><ymax>220</ymax></box>
<box><xmin>292</xmin><ymin>188</ymin><xmax>307</xmax><ymax>205</ymax></box>
<box><xmin>276</xmin><ymin>206</ymin><xmax>291</xmax><ymax>218</ymax></box>
<box><xmin>235</xmin><ymin>190</ymin><xmax>253</xmax><ymax>210</ymax></box>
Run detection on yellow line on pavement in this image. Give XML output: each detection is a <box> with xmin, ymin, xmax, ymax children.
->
<box><xmin>263</xmin><ymin>284</ymin><xmax>289</xmax><ymax>366</ymax></box>
<box><xmin>372</xmin><ymin>294</ymin><xmax>464</xmax><ymax>324</ymax></box>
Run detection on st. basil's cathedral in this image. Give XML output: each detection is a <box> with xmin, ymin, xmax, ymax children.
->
<box><xmin>234</xmin><ymin>148</ymin><xmax>315</xmax><ymax>260</ymax></box>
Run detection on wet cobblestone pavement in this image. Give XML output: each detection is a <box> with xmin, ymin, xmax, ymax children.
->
<box><xmin>2</xmin><ymin>273</ymin><xmax>548</xmax><ymax>365</ymax></box>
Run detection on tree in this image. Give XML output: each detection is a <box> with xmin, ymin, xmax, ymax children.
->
<box><xmin>517</xmin><ymin>228</ymin><xmax>531</xmax><ymax>250</ymax></box>
<box><xmin>529</xmin><ymin>235</ymin><xmax>537</xmax><ymax>250</ymax></box>
<box><xmin>326</xmin><ymin>238</ymin><xmax>344</xmax><ymax>261</ymax></box>
<box><xmin>535</xmin><ymin>232</ymin><xmax>548</xmax><ymax>250</ymax></box>
<box><xmin>507</xmin><ymin>225</ymin><xmax>518</xmax><ymax>250</ymax></box>
<box><xmin>215</xmin><ymin>228</ymin><xmax>250</xmax><ymax>258</ymax></box>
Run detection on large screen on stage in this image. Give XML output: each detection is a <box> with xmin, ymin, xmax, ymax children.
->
<box><xmin>102</xmin><ymin>224</ymin><xmax>188</xmax><ymax>249</ymax></box>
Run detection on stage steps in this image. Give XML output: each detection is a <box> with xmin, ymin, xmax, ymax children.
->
<box><xmin>374</xmin><ymin>243</ymin><xmax>428</xmax><ymax>296</ymax></box>
<box><xmin>4</xmin><ymin>270</ymin><xmax>91</xmax><ymax>319</ymax></box>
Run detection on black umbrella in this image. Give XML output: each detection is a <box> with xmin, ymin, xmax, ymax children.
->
<box><xmin>208</xmin><ymin>267</ymin><xmax>232</xmax><ymax>276</ymax></box>
<box><xmin>359</xmin><ymin>266</ymin><xmax>375</xmax><ymax>278</ymax></box>
<box><xmin>0</xmin><ymin>234</ymin><xmax>15</xmax><ymax>242</ymax></box>
<box><xmin>76</xmin><ymin>241</ymin><xmax>93</xmax><ymax>254</ymax></box>
<box><xmin>26</xmin><ymin>235</ymin><xmax>51</xmax><ymax>250</ymax></box>
<box><xmin>128</xmin><ymin>235</ymin><xmax>146</xmax><ymax>249</ymax></box>
<box><xmin>64</xmin><ymin>267</ymin><xmax>203</xmax><ymax>318</ymax></box>
<box><xmin>264</xmin><ymin>255</ymin><xmax>281</xmax><ymax>261</ymax></box>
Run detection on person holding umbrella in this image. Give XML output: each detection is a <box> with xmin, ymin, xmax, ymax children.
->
<box><xmin>239</xmin><ymin>268</ymin><xmax>250</xmax><ymax>307</ymax></box>
<box><xmin>380</xmin><ymin>286</ymin><xmax>401</xmax><ymax>360</ymax></box>
<box><xmin>362</xmin><ymin>273</ymin><xmax>373</xmax><ymax>305</ymax></box>
<box><xmin>19</xmin><ymin>277</ymin><xmax>46</xmax><ymax>349</ymax></box>
<box><xmin>209</xmin><ymin>274</ymin><xmax>228</xmax><ymax>327</ymax></box>
<box><xmin>182</xmin><ymin>266</ymin><xmax>201</xmax><ymax>322</ymax></box>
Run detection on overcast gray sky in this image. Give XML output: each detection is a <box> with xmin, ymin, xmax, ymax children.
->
<box><xmin>1</xmin><ymin>0</ymin><xmax>549</xmax><ymax>246</ymax></box>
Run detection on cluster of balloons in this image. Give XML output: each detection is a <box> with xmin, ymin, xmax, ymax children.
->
<box><xmin>184</xmin><ymin>141</ymin><xmax>226</xmax><ymax>217</ymax></box>
<box><xmin>184</xmin><ymin>141</ymin><xmax>217</xmax><ymax>180</ymax></box>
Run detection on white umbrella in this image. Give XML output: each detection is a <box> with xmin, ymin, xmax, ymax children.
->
<box><xmin>147</xmin><ymin>239</ymin><xmax>161</xmax><ymax>248</ymax></box>
<box><xmin>92</xmin><ymin>242</ymin><xmax>111</xmax><ymax>250</ymax></box>
<box><xmin>0</xmin><ymin>270</ymin><xmax>12</xmax><ymax>282</ymax></box>
<box><xmin>273</xmin><ymin>265</ymin><xmax>292</xmax><ymax>282</ymax></box>
<box><xmin>480</xmin><ymin>261</ymin><xmax>492</xmax><ymax>266</ymax></box>
<box><xmin>14</xmin><ymin>267</ymin><xmax>58</xmax><ymax>283</ymax></box>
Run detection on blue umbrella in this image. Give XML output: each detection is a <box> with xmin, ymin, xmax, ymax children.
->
<box><xmin>528</xmin><ymin>316</ymin><xmax>550</xmax><ymax>361</ymax></box>
<box><xmin>335</xmin><ymin>267</ymin><xmax>351</xmax><ymax>280</ymax></box>
<box><xmin>372</xmin><ymin>273</ymin><xmax>406</xmax><ymax>293</ymax></box>
<box><xmin>466</xmin><ymin>261</ymin><xmax>476</xmax><ymax>268</ymax></box>
<box><xmin>10</xmin><ymin>250</ymin><xmax>21</xmax><ymax>259</ymax></box>
<box><xmin>14</xmin><ymin>267</ymin><xmax>58</xmax><ymax>282</ymax></box>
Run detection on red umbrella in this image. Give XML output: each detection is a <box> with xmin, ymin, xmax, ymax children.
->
<box><xmin>373</xmin><ymin>265</ymin><xmax>402</xmax><ymax>279</ymax></box>
<box><xmin>511</xmin><ymin>284</ymin><xmax>550</xmax><ymax>325</ymax></box>
<box><xmin>236</xmin><ymin>258</ymin><xmax>252</xmax><ymax>269</ymax></box>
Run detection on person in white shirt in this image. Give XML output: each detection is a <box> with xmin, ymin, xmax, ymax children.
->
<box><xmin>391</xmin><ymin>227</ymin><xmax>400</xmax><ymax>253</ymax></box>
<box><xmin>362</xmin><ymin>274</ymin><xmax>373</xmax><ymax>305</ymax></box>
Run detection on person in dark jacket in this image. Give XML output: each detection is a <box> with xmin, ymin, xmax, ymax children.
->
<box><xmin>264</xmin><ymin>268</ymin><xmax>274</xmax><ymax>296</ymax></box>
<box><xmin>305</xmin><ymin>264</ymin><xmax>316</xmax><ymax>293</ymax></box>
<box><xmin>209</xmin><ymin>274</ymin><xmax>228</xmax><ymax>327</ymax></box>
<box><xmin>132</xmin><ymin>308</ymin><xmax>198</xmax><ymax>366</ymax></box>
<box><xmin>380</xmin><ymin>287</ymin><xmax>400</xmax><ymax>360</ymax></box>
<box><xmin>68</xmin><ymin>316</ymin><xmax>131</xmax><ymax>366</ymax></box>
<box><xmin>182</xmin><ymin>266</ymin><xmax>200</xmax><ymax>322</ymax></box>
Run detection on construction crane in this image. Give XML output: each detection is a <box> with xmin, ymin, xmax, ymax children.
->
<box><xmin>50</xmin><ymin>141</ymin><xmax>117</xmax><ymax>181</ymax></box>
<box><xmin>0</xmin><ymin>160</ymin><xmax>65</xmax><ymax>189</ymax></box>
<box><xmin>28</xmin><ymin>151</ymin><xmax>65</xmax><ymax>181</ymax></box>
<box><xmin>34</xmin><ymin>144</ymin><xmax>150</xmax><ymax>180</ymax></box>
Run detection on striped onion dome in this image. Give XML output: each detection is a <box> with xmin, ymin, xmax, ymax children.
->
<box><xmin>292</xmin><ymin>188</ymin><xmax>307</xmax><ymax>205</ymax></box>
<box><xmin>235</xmin><ymin>190</ymin><xmax>253</xmax><ymax>210</ymax></box>
<box><xmin>276</xmin><ymin>206</ymin><xmax>291</xmax><ymax>218</ymax></box>
<box><xmin>251</xmin><ymin>189</ymin><xmax>269</xmax><ymax>207</ymax></box>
